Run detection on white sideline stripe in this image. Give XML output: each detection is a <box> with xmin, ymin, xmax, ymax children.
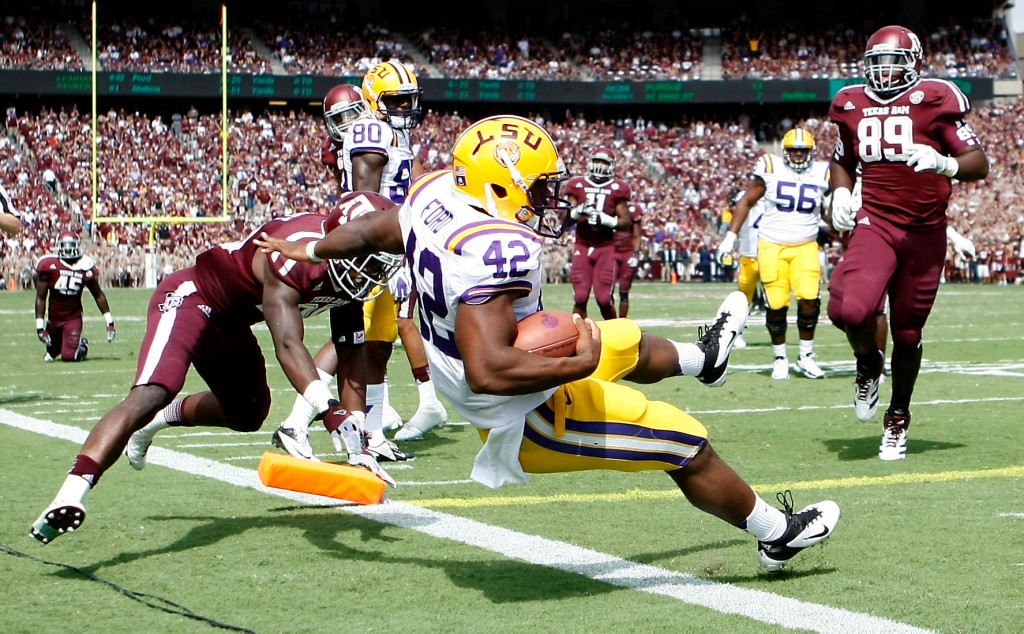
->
<box><xmin>1</xmin><ymin>409</ymin><xmax>934</xmax><ymax>634</ymax></box>
<box><xmin>998</xmin><ymin>513</ymin><xmax>1024</xmax><ymax>518</ymax></box>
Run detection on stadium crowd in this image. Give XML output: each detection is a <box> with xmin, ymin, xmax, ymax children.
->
<box><xmin>0</xmin><ymin>12</ymin><xmax>1016</xmax><ymax>82</ymax></box>
<box><xmin>2</xmin><ymin>95</ymin><xmax>1021</xmax><ymax>290</ymax></box>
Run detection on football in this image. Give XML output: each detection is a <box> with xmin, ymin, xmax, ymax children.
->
<box><xmin>513</xmin><ymin>309</ymin><xmax>579</xmax><ymax>358</ymax></box>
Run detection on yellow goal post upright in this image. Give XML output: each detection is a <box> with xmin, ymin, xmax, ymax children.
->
<box><xmin>89</xmin><ymin>3</ymin><xmax>232</xmax><ymax>288</ymax></box>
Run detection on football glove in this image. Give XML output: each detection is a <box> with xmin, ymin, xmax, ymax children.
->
<box><xmin>36</xmin><ymin>319</ymin><xmax>51</xmax><ymax>347</ymax></box>
<box><xmin>321</xmin><ymin>406</ymin><xmax>397</xmax><ymax>487</ymax></box>
<box><xmin>830</xmin><ymin>187</ymin><xmax>856</xmax><ymax>232</ymax></box>
<box><xmin>716</xmin><ymin>231</ymin><xmax>737</xmax><ymax>264</ymax></box>
<box><xmin>106</xmin><ymin>324</ymin><xmax>116</xmax><ymax>343</ymax></box>
<box><xmin>946</xmin><ymin>226</ymin><xmax>976</xmax><ymax>260</ymax></box>
<box><xmin>593</xmin><ymin>211</ymin><xmax>618</xmax><ymax>228</ymax></box>
<box><xmin>569</xmin><ymin>203</ymin><xmax>593</xmax><ymax>221</ymax></box>
<box><xmin>626</xmin><ymin>256</ymin><xmax>639</xmax><ymax>269</ymax></box>
<box><xmin>907</xmin><ymin>144</ymin><xmax>959</xmax><ymax>178</ymax></box>
<box><xmin>323</xmin><ymin>403</ymin><xmax>367</xmax><ymax>455</ymax></box>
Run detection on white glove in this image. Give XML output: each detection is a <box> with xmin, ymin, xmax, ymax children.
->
<box><xmin>326</xmin><ymin>406</ymin><xmax>368</xmax><ymax>455</ymax></box>
<box><xmin>387</xmin><ymin>262</ymin><xmax>411</xmax><ymax>303</ymax></box>
<box><xmin>830</xmin><ymin>187</ymin><xmax>856</xmax><ymax>232</ymax></box>
<box><xmin>907</xmin><ymin>144</ymin><xmax>959</xmax><ymax>178</ymax></box>
<box><xmin>570</xmin><ymin>203</ymin><xmax>593</xmax><ymax>221</ymax></box>
<box><xmin>349</xmin><ymin>452</ymin><xmax>397</xmax><ymax>487</ymax></box>
<box><xmin>325</xmin><ymin>407</ymin><xmax>397</xmax><ymax>487</ymax></box>
<box><xmin>595</xmin><ymin>211</ymin><xmax>618</xmax><ymax>228</ymax></box>
<box><xmin>626</xmin><ymin>256</ymin><xmax>639</xmax><ymax>268</ymax></box>
<box><xmin>716</xmin><ymin>231</ymin><xmax>737</xmax><ymax>264</ymax></box>
<box><xmin>946</xmin><ymin>226</ymin><xmax>976</xmax><ymax>260</ymax></box>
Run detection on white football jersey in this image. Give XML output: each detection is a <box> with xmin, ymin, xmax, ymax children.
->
<box><xmin>399</xmin><ymin>170</ymin><xmax>556</xmax><ymax>487</ymax></box>
<box><xmin>340</xmin><ymin>115</ymin><xmax>416</xmax><ymax>204</ymax></box>
<box><xmin>753</xmin><ymin>154</ymin><xmax>829</xmax><ymax>246</ymax></box>
<box><xmin>738</xmin><ymin>198</ymin><xmax>765</xmax><ymax>258</ymax></box>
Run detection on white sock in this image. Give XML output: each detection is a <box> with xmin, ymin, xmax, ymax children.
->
<box><xmin>365</xmin><ymin>382</ymin><xmax>385</xmax><ymax>434</ymax></box>
<box><xmin>772</xmin><ymin>344</ymin><xmax>788</xmax><ymax>360</ymax></box>
<box><xmin>417</xmin><ymin>379</ymin><xmax>441</xmax><ymax>406</ymax></box>
<box><xmin>799</xmin><ymin>340</ymin><xmax>814</xmax><ymax>357</ymax></box>
<box><xmin>55</xmin><ymin>474</ymin><xmax>92</xmax><ymax>504</ymax></box>
<box><xmin>742</xmin><ymin>494</ymin><xmax>787</xmax><ymax>542</ymax></box>
<box><xmin>672</xmin><ymin>341</ymin><xmax>705</xmax><ymax>376</ymax></box>
<box><xmin>283</xmin><ymin>368</ymin><xmax>334</xmax><ymax>430</ymax></box>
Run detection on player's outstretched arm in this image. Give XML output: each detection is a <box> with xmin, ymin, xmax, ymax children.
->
<box><xmin>255</xmin><ymin>206</ymin><xmax>404</xmax><ymax>262</ymax></box>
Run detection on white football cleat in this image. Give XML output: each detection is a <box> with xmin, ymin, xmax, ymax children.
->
<box><xmin>394</xmin><ymin>400</ymin><xmax>448</xmax><ymax>441</ymax></box>
<box><xmin>757</xmin><ymin>492</ymin><xmax>841</xmax><ymax>572</ymax></box>
<box><xmin>733</xmin><ymin>332</ymin><xmax>748</xmax><ymax>349</ymax></box>
<box><xmin>695</xmin><ymin>291</ymin><xmax>749</xmax><ymax>387</ymax></box>
<box><xmin>124</xmin><ymin>420</ymin><xmax>166</xmax><ymax>470</ymax></box>
<box><xmin>796</xmin><ymin>353</ymin><xmax>825</xmax><ymax>379</ymax></box>
<box><xmin>272</xmin><ymin>425</ymin><xmax>319</xmax><ymax>462</ymax></box>
<box><xmin>771</xmin><ymin>356</ymin><xmax>790</xmax><ymax>380</ymax></box>
<box><xmin>30</xmin><ymin>501</ymin><xmax>86</xmax><ymax>545</ymax></box>
<box><xmin>879</xmin><ymin>410</ymin><xmax>910</xmax><ymax>460</ymax></box>
<box><xmin>382</xmin><ymin>403</ymin><xmax>404</xmax><ymax>432</ymax></box>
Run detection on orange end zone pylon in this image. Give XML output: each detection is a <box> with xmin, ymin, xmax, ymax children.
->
<box><xmin>257</xmin><ymin>452</ymin><xmax>386</xmax><ymax>505</ymax></box>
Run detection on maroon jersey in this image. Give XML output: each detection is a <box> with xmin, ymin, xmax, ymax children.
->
<box><xmin>565</xmin><ymin>176</ymin><xmax>632</xmax><ymax>247</ymax></box>
<box><xmin>36</xmin><ymin>254</ymin><xmax>99</xmax><ymax>323</ymax></box>
<box><xmin>192</xmin><ymin>213</ymin><xmax>357</xmax><ymax>326</ymax></box>
<box><xmin>613</xmin><ymin>203</ymin><xmax>643</xmax><ymax>252</ymax></box>
<box><xmin>321</xmin><ymin>136</ymin><xmax>343</xmax><ymax>168</ymax></box>
<box><xmin>830</xmin><ymin>79</ymin><xmax>981</xmax><ymax>231</ymax></box>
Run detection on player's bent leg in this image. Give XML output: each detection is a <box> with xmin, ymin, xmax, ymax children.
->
<box><xmin>518</xmin><ymin>380</ymin><xmax>708</xmax><ymax>474</ymax></box>
<box><xmin>518</xmin><ymin>379</ymin><xmax>839</xmax><ymax>571</ymax></box>
<box><xmin>615</xmin><ymin>291</ymin><xmax>748</xmax><ymax>387</ymax></box>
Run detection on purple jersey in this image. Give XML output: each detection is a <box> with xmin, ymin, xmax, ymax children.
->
<box><xmin>36</xmin><ymin>254</ymin><xmax>99</xmax><ymax>323</ymax></box>
<box><xmin>830</xmin><ymin>79</ymin><xmax>982</xmax><ymax>230</ymax></box>
<box><xmin>192</xmin><ymin>213</ymin><xmax>357</xmax><ymax>326</ymax></box>
<box><xmin>565</xmin><ymin>176</ymin><xmax>632</xmax><ymax>247</ymax></box>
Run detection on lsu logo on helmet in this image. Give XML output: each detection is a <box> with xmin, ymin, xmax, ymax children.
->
<box><xmin>450</xmin><ymin>115</ymin><xmax>572</xmax><ymax>238</ymax></box>
<box><xmin>361</xmin><ymin>60</ymin><xmax>423</xmax><ymax>130</ymax></box>
<box><xmin>782</xmin><ymin>128</ymin><xmax>815</xmax><ymax>172</ymax></box>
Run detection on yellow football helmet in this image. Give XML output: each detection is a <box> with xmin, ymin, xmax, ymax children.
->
<box><xmin>782</xmin><ymin>128</ymin><xmax>815</xmax><ymax>172</ymax></box>
<box><xmin>451</xmin><ymin>115</ymin><xmax>571</xmax><ymax>238</ymax></box>
<box><xmin>361</xmin><ymin>60</ymin><xmax>423</xmax><ymax>130</ymax></box>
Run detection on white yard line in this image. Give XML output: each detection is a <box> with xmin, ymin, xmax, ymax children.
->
<box><xmin>2</xmin><ymin>408</ymin><xmax>934</xmax><ymax>634</ymax></box>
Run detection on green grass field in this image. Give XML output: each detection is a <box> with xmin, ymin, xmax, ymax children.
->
<box><xmin>1</xmin><ymin>281</ymin><xmax>1022</xmax><ymax>633</ymax></box>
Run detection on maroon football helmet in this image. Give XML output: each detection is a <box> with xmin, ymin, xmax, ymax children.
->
<box><xmin>323</xmin><ymin>84</ymin><xmax>367</xmax><ymax>142</ymax></box>
<box><xmin>863</xmin><ymin>25</ymin><xmax>923</xmax><ymax>98</ymax></box>
<box><xmin>57</xmin><ymin>230</ymin><xmax>81</xmax><ymax>260</ymax></box>
<box><xmin>587</xmin><ymin>146</ymin><xmax>615</xmax><ymax>183</ymax></box>
<box><xmin>323</xmin><ymin>191</ymin><xmax>402</xmax><ymax>301</ymax></box>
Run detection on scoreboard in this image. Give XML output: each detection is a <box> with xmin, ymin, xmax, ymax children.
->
<box><xmin>7</xmin><ymin>70</ymin><xmax>994</xmax><ymax>104</ymax></box>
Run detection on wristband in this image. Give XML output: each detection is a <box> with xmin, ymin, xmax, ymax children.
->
<box><xmin>104</xmin><ymin>312</ymin><xmax>114</xmax><ymax>326</ymax></box>
<box><xmin>36</xmin><ymin>318</ymin><xmax>45</xmax><ymax>330</ymax></box>
<box><xmin>302</xmin><ymin>379</ymin><xmax>334</xmax><ymax>415</ymax></box>
<box><xmin>305</xmin><ymin>240</ymin><xmax>323</xmax><ymax>264</ymax></box>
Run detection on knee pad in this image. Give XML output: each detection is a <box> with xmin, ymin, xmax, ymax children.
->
<box><xmin>765</xmin><ymin>307</ymin><xmax>788</xmax><ymax>338</ymax></box>
<box><xmin>797</xmin><ymin>298</ymin><xmax>820</xmax><ymax>332</ymax></box>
